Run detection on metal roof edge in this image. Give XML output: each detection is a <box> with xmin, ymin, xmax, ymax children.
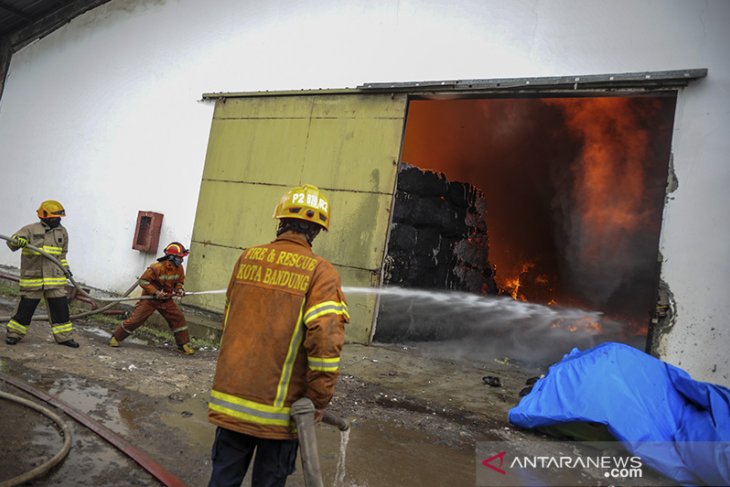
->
<box><xmin>201</xmin><ymin>87</ymin><xmax>365</xmax><ymax>100</ymax></box>
<box><xmin>202</xmin><ymin>69</ymin><xmax>707</xmax><ymax>100</ymax></box>
<box><xmin>358</xmin><ymin>69</ymin><xmax>708</xmax><ymax>92</ymax></box>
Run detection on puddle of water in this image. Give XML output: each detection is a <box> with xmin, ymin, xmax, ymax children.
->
<box><xmin>0</xmin><ymin>385</ymin><xmax>154</xmax><ymax>487</ymax></box>
<box><xmin>314</xmin><ymin>419</ymin><xmax>474</xmax><ymax>487</ymax></box>
<box><xmin>0</xmin><ymin>396</ymin><xmax>63</xmax><ymax>479</ymax></box>
<box><xmin>46</xmin><ymin>375</ymin><xmax>139</xmax><ymax>440</ymax></box>
<box><xmin>161</xmin><ymin>393</ymin><xmax>216</xmax><ymax>449</ymax></box>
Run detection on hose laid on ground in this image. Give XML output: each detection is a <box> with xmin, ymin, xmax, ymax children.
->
<box><xmin>0</xmin><ymin>390</ymin><xmax>73</xmax><ymax>487</ymax></box>
<box><xmin>0</xmin><ymin>372</ymin><xmax>188</xmax><ymax>487</ymax></box>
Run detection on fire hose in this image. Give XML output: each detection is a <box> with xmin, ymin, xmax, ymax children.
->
<box><xmin>0</xmin><ymin>389</ymin><xmax>73</xmax><ymax>487</ymax></box>
<box><xmin>291</xmin><ymin>398</ymin><xmax>350</xmax><ymax>487</ymax></box>
<box><xmin>0</xmin><ymin>372</ymin><xmax>187</xmax><ymax>487</ymax></box>
<box><xmin>0</xmin><ymin>233</ymin><xmax>225</xmax><ymax>322</ymax></box>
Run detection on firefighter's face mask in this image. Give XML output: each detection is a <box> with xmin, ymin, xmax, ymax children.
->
<box><xmin>43</xmin><ymin>218</ymin><xmax>61</xmax><ymax>229</ymax></box>
<box><xmin>171</xmin><ymin>256</ymin><xmax>184</xmax><ymax>267</ymax></box>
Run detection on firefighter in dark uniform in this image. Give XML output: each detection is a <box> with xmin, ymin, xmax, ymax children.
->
<box><xmin>5</xmin><ymin>200</ymin><xmax>79</xmax><ymax>347</ymax></box>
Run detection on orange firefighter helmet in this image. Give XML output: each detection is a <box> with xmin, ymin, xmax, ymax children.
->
<box><xmin>273</xmin><ymin>184</ymin><xmax>330</xmax><ymax>231</ymax></box>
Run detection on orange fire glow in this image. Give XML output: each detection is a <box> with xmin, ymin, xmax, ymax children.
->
<box><xmin>400</xmin><ymin>95</ymin><xmax>675</xmax><ymax>339</ymax></box>
<box><xmin>547</xmin><ymin>98</ymin><xmax>655</xmax><ymax>267</ymax></box>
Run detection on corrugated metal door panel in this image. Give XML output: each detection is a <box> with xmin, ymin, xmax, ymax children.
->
<box><xmin>187</xmin><ymin>93</ymin><xmax>408</xmax><ymax>344</ymax></box>
<box><xmin>202</xmin><ymin>117</ymin><xmax>312</xmax><ymax>183</ymax></box>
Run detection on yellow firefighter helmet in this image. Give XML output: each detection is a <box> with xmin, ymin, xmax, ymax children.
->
<box><xmin>37</xmin><ymin>200</ymin><xmax>66</xmax><ymax>219</ymax></box>
<box><xmin>273</xmin><ymin>184</ymin><xmax>330</xmax><ymax>231</ymax></box>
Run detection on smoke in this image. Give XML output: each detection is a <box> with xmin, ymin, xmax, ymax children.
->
<box><xmin>546</xmin><ymin>98</ymin><xmax>664</xmax><ymax>309</ymax></box>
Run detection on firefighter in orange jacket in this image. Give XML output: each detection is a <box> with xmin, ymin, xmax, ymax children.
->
<box><xmin>208</xmin><ymin>184</ymin><xmax>349</xmax><ymax>487</ymax></box>
<box><xmin>109</xmin><ymin>242</ymin><xmax>195</xmax><ymax>355</ymax></box>
<box><xmin>5</xmin><ymin>200</ymin><xmax>79</xmax><ymax>348</ymax></box>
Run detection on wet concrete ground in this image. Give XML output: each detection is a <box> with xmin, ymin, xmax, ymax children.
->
<box><xmin>0</xmin><ymin>295</ymin><xmax>676</xmax><ymax>486</ymax></box>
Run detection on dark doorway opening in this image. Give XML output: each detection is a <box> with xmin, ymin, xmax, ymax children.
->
<box><xmin>375</xmin><ymin>94</ymin><xmax>677</xmax><ymax>359</ymax></box>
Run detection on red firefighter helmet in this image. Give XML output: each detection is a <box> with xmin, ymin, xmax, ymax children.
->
<box><xmin>163</xmin><ymin>242</ymin><xmax>189</xmax><ymax>257</ymax></box>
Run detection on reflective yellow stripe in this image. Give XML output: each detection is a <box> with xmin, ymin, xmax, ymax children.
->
<box><xmin>209</xmin><ymin>390</ymin><xmax>291</xmax><ymax>426</ymax></box>
<box><xmin>303</xmin><ymin>301</ymin><xmax>350</xmax><ymax>325</ymax></box>
<box><xmin>42</xmin><ymin>246</ymin><xmax>63</xmax><ymax>255</ymax></box>
<box><xmin>307</xmin><ymin>356</ymin><xmax>340</xmax><ymax>372</ymax></box>
<box><xmin>21</xmin><ymin>249</ymin><xmax>42</xmax><ymax>256</ymax></box>
<box><xmin>43</xmin><ymin>277</ymin><xmax>68</xmax><ymax>285</ymax></box>
<box><xmin>139</xmin><ymin>280</ymin><xmax>150</xmax><ymax>286</ymax></box>
<box><xmin>19</xmin><ymin>277</ymin><xmax>68</xmax><ymax>288</ymax></box>
<box><xmin>51</xmin><ymin>322</ymin><xmax>73</xmax><ymax>334</ymax></box>
<box><xmin>274</xmin><ymin>302</ymin><xmax>305</xmax><ymax>408</ymax></box>
<box><xmin>221</xmin><ymin>304</ymin><xmax>231</xmax><ymax>335</ymax></box>
<box><xmin>19</xmin><ymin>278</ymin><xmax>44</xmax><ymax>285</ymax></box>
<box><xmin>159</xmin><ymin>275</ymin><xmax>181</xmax><ymax>280</ymax></box>
<box><xmin>60</xmin><ymin>259</ymin><xmax>69</xmax><ymax>267</ymax></box>
<box><xmin>7</xmin><ymin>320</ymin><xmax>28</xmax><ymax>335</ymax></box>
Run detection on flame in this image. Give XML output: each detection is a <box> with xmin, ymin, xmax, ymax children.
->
<box><xmin>546</xmin><ymin>98</ymin><xmax>655</xmax><ymax>269</ymax></box>
<box><xmin>550</xmin><ymin>316</ymin><xmax>604</xmax><ymax>334</ymax></box>
<box><xmin>501</xmin><ymin>262</ymin><xmax>535</xmax><ymax>301</ymax></box>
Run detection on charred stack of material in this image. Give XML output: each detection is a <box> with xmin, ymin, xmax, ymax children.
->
<box><xmin>376</xmin><ymin>163</ymin><xmax>497</xmax><ymax>341</ymax></box>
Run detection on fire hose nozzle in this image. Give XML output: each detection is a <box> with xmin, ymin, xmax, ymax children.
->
<box><xmin>323</xmin><ymin>411</ymin><xmax>350</xmax><ymax>431</ymax></box>
<box><xmin>290</xmin><ymin>398</ymin><xmax>349</xmax><ymax>431</ymax></box>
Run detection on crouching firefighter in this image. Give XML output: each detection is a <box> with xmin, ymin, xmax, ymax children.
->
<box><xmin>109</xmin><ymin>242</ymin><xmax>195</xmax><ymax>355</ymax></box>
<box><xmin>5</xmin><ymin>200</ymin><xmax>79</xmax><ymax>348</ymax></box>
<box><xmin>208</xmin><ymin>184</ymin><xmax>349</xmax><ymax>487</ymax></box>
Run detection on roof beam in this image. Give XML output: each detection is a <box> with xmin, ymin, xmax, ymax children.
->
<box><xmin>0</xmin><ymin>36</ymin><xmax>11</xmax><ymax>100</ymax></box>
<box><xmin>0</xmin><ymin>1</ymin><xmax>33</xmax><ymax>21</ymax></box>
<box><xmin>8</xmin><ymin>0</ymin><xmax>112</xmax><ymax>52</ymax></box>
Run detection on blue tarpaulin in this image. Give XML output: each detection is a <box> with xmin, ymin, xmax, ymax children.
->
<box><xmin>508</xmin><ymin>342</ymin><xmax>730</xmax><ymax>486</ymax></box>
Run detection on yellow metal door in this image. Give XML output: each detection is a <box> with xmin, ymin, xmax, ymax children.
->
<box><xmin>187</xmin><ymin>92</ymin><xmax>408</xmax><ymax>343</ymax></box>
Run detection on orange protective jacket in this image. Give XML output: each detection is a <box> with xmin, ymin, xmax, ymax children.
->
<box><xmin>138</xmin><ymin>260</ymin><xmax>185</xmax><ymax>295</ymax></box>
<box><xmin>208</xmin><ymin>232</ymin><xmax>349</xmax><ymax>440</ymax></box>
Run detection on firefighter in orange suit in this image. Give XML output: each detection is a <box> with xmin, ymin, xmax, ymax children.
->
<box><xmin>109</xmin><ymin>242</ymin><xmax>195</xmax><ymax>355</ymax></box>
<box><xmin>5</xmin><ymin>200</ymin><xmax>79</xmax><ymax>348</ymax></box>
<box><xmin>207</xmin><ymin>184</ymin><xmax>349</xmax><ymax>487</ymax></box>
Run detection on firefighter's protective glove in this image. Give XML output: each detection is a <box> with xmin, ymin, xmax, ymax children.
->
<box><xmin>174</xmin><ymin>287</ymin><xmax>185</xmax><ymax>297</ymax></box>
<box><xmin>64</xmin><ymin>269</ymin><xmax>73</xmax><ymax>278</ymax></box>
<box><xmin>155</xmin><ymin>290</ymin><xmax>171</xmax><ymax>300</ymax></box>
<box><xmin>14</xmin><ymin>236</ymin><xmax>28</xmax><ymax>248</ymax></box>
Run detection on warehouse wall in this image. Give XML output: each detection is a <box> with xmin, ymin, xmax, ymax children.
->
<box><xmin>0</xmin><ymin>0</ymin><xmax>728</xmax><ymax>383</ymax></box>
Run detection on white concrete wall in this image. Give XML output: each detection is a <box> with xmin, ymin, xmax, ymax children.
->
<box><xmin>0</xmin><ymin>0</ymin><xmax>728</xmax><ymax>383</ymax></box>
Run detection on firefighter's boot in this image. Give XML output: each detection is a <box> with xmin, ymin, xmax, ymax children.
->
<box><xmin>109</xmin><ymin>337</ymin><xmax>120</xmax><ymax>347</ymax></box>
<box><xmin>178</xmin><ymin>343</ymin><xmax>194</xmax><ymax>355</ymax></box>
